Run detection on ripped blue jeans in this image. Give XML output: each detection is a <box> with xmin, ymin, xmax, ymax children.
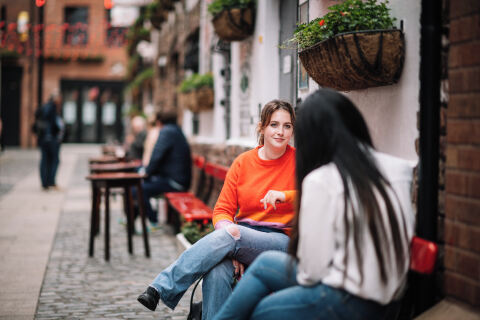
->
<box><xmin>149</xmin><ymin>223</ymin><xmax>289</xmax><ymax>320</ymax></box>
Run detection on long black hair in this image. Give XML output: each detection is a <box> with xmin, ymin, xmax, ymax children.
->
<box><xmin>288</xmin><ymin>88</ymin><xmax>408</xmax><ymax>284</ymax></box>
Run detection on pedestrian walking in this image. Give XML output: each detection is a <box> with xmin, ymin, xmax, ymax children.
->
<box><xmin>34</xmin><ymin>90</ymin><xmax>63</xmax><ymax>190</ymax></box>
<box><xmin>213</xmin><ymin>88</ymin><xmax>416</xmax><ymax>320</ymax></box>
<box><xmin>137</xmin><ymin>100</ymin><xmax>296</xmax><ymax>320</ymax></box>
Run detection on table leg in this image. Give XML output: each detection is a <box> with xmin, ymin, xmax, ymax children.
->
<box><xmin>124</xmin><ymin>186</ymin><xmax>134</xmax><ymax>254</ymax></box>
<box><xmin>105</xmin><ymin>186</ymin><xmax>110</xmax><ymax>261</ymax></box>
<box><xmin>89</xmin><ymin>182</ymin><xmax>99</xmax><ymax>257</ymax></box>
<box><xmin>136</xmin><ymin>181</ymin><xmax>150</xmax><ymax>258</ymax></box>
<box><xmin>94</xmin><ymin>187</ymin><xmax>101</xmax><ymax>236</ymax></box>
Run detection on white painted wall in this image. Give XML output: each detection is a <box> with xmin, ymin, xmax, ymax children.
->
<box><xmin>299</xmin><ymin>0</ymin><xmax>420</xmax><ymax>160</ymax></box>
<box><xmin>190</xmin><ymin>0</ymin><xmax>282</xmax><ymax>148</ymax></box>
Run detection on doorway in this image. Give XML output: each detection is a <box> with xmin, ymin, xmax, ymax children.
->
<box><xmin>61</xmin><ymin>80</ymin><xmax>124</xmax><ymax>143</ymax></box>
<box><xmin>0</xmin><ymin>65</ymin><xmax>22</xmax><ymax>146</ymax></box>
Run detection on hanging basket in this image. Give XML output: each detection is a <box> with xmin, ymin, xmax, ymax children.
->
<box><xmin>180</xmin><ymin>87</ymin><xmax>214</xmax><ymax>113</ymax></box>
<box><xmin>298</xmin><ymin>29</ymin><xmax>405</xmax><ymax>91</ymax></box>
<box><xmin>193</xmin><ymin>87</ymin><xmax>214</xmax><ymax>112</ymax></box>
<box><xmin>212</xmin><ymin>6</ymin><xmax>255</xmax><ymax>41</ymax></box>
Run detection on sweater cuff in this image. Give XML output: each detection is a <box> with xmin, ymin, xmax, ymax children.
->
<box><xmin>283</xmin><ymin>190</ymin><xmax>296</xmax><ymax>204</ymax></box>
<box><xmin>214</xmin><ymin>220</ymin><xmax>233</xmax><ymax>230</ymax></box>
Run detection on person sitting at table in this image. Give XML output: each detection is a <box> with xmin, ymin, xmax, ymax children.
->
<box><xmin>142</xmin><ymin>112</ymin><xmax>162</xmax><ymax>167</ymax></box>
<box><xmin>125</xmin><ymin>115</ymin><xmax>147</xmax><ymax>160</ymax></box>
<box><xmin>135</xmin><ymin>110</ymin><xmax>192</xmax><ymax>228</ymax></box>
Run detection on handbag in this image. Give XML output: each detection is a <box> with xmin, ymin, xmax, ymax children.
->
<box><xmin>187</xmin><ymin>275</ymin><xmax>204</xmax><ymax>320</ymax></box>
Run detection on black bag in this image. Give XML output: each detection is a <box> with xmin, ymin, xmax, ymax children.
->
<box><xmin>187</xmin><ymin>275</ymin><xmax>204</xmax><ymax>320</ymax></box>
<box><xmin>32</xmin><ymin>108</ymin><xmax>47</xmax><ymax>136</ymax></box>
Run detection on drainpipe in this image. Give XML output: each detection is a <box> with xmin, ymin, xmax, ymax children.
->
<box><xmin>37</xmin><ymin>4</ymin><xmax>44</xmax><ymax>108</ymax></box>
<box><xmin>415</xmin><ymin>0</ymin><xmax>442</xmax><ymax>315</ymax></box>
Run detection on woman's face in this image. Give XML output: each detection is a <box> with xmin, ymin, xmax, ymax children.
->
<box><xmin>261</xmin><ymin>109</ymin><xmax>293</xmax><ymax>152</ymax></box>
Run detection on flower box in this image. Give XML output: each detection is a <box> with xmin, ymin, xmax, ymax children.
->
<box><xmin>211</xmin><ymin>6</ymin><xmax>255</xmax><ymax>41</ymax></box>
<box><xmin>299</xmin><ymin>29</ymin><xmax>405</xmax><ymax>91</ymax></box>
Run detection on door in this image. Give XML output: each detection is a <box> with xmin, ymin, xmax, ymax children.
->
<box><xmin>0</xmin><ymin>66</ymin><xmax>22</xmax><ymax>146</ymax></box>
<box><xmin>279</xmin><ymin>0</ymin><xmax>298</xmax><ymax>104</ymax></box>
<box><xmin>61</xmin><ymin>80</ymin><xmax>124</xmax><ymax>143</ymax></box>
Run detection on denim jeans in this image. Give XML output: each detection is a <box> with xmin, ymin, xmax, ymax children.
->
<box><xmin>39</xmin><ymin>138</ymin><xmax>60</xmax><ymax>188</ymax></box>
<box><xmin>132</xmin><ymin>174</ymin><xmax>184</xmax><ymax>223</ymax></box>
<box><xmin>214</xmin><ymin>251</ymin><xmax>396</xmax><ymax>320</ymax></box>
<box><xmin>148</xmin><ymin>224</ymin><xmax>289</xmax><ymax>320</ymax></box>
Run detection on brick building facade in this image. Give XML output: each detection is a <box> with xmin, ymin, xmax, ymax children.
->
<box><xmin>442</xmin><ymin>0</ymin><xmax>480</xmax><ymax>308</ymax></box>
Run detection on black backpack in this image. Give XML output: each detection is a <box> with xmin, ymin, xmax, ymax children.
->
<box><xmin>32</xmin><ymin>108</ymin><xmax>47</xmax><ymax>136</ymax></box>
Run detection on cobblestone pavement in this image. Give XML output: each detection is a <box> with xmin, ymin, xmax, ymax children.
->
<box><xmin>35</xmin><ymin>151</ymin><xmax>200</xmax><ymax>319</ymax></box>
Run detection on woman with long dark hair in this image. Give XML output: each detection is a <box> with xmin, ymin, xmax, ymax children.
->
<box><xmin>213</xmin><ymin>88</ymin><xmax>416</xmax><ymax>320</ymax></box>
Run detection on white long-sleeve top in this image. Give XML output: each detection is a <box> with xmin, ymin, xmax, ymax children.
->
<box><xmin>296</xmin><ymin>150</ymin><xmax>416</xmax><ymax>305</ymax></box>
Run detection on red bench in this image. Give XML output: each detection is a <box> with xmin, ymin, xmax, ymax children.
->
<box><xmin>165</xmin><ymin>156</ymin><xmax>229</xmax><ymax>232</ymax></box>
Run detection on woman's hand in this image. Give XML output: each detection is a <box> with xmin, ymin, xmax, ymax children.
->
<box><xmin>260</xmin><ymin>190</ymin><xmax>286</xmax><ymax>210</ymax></box>
<box><xmin>232</xmin><ymin>259</ymin><xmax>245</xmax><ymax>278</ymax></box>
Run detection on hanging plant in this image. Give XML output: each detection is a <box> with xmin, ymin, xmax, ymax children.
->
<box><xmin>178</xmin><ymin>73</ymin><xmax>214</xmax><ymax>113</ymax></box>
<box><xmin>286</xmin><ymin>0</ymin><xmax>405</xmax><ymax>91</ymax></box>
<box><xmin>208</xmin><ymin>0</ymin><xmax>256</xmax><ymax>41</ymax></box>
<box><xmin>125</xmin><ymin>67</ymin><xmax>154</xmax><ymax>93</ymax></box>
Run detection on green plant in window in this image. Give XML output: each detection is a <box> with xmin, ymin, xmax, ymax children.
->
<box><xmin>207</xmin><ymin>0</ymin><xmax>256</xmax><ymax>17</ymax></box>
<box><xmin>285</xmin><ymin>0</ymin><xmax>397</xmax><ymax>50</ymax></box>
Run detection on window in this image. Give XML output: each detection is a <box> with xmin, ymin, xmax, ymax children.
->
<box><xmin>105</xmin><ymin>9</ymin><xmax>127</xmax><ymax>47</ymax></box>
<box><xmin>298</xmin><ymin>1</ymin><xmax>309</xmax><ymax>89</ymax></box>
<box><xmin>64</xmin><ymin>7</ymin><xmax>88</xmax><ymax>45</ymax></box>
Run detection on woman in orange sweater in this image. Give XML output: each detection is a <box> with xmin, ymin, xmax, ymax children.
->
<box><xmin>138</xmin><ymin>100</ymin><xmax>296</xmax><ymax>320</ymax></box>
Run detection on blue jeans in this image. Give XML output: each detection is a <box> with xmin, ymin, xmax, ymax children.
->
<box><xmin>149</xmin><ymin>224</ymin><xmax>289</xmax><ymax>320</ymax></box>
<box><xmin>39</xmin><ymin>139</ymin><xmax>60</xmax><ymax>188</ymax></box>
<box><xmin>214</xmin><ymin>251</ymin><xmax>396</xmax><ymax>320</ymax></box>
<box><xmin>133</xmin><ymin>175</ymin><xmax>184</xmax><ymax>223</ymax></box>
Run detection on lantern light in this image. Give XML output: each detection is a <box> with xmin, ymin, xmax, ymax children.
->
<box><xmin>36</xmin><ymin>0</ymin><xmax>46</xmax><ymax>7</ymax></box>
<box><xmin>104</xmin><ymin>0</ymin><xmax>113</xmax><ymax>10</ymax></box>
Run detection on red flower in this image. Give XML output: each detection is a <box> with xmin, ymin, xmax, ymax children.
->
<box><xmin>340</xmin><ymin>11</ymin><xmax>345</xmax><ymax>16</ymax></box>
<box><xmin>319</xmin><ymin>19</ymin><xmax>325</xmax><ymax>26</ymax></box>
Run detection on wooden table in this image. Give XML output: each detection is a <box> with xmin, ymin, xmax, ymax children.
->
<box><xmin>89</xmin><ymin>159</ymin><xmax>142</xmax><ymax>173</ymax></box>
<box><xmin>88</xmin><ymin>155</ymin><xmax>121</xmax><ymax>165</ymax></box>
<box><xmin>86</xmin><ymin>172</ymin><xmax>150</xmax><ymax>261</ymax></box>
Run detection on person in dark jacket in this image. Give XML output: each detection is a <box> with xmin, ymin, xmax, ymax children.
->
<box><xmin>137</xmin><ymin>111</ymin><xmax>192</xmax><ymax>226</ymax></box>
<box><xmin>36</xmin><ymin>90</ymin><xmax>63</xmax><ymax>190</ymax></box>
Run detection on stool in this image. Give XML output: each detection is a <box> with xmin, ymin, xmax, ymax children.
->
<box><xmin>86</xmin><ymin>172</ymin><xmax>150</xmax><ymax>261</ymax></box>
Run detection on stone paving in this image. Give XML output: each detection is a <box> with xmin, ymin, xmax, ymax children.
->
<box><xmin>0</xmin><ymin>148</ymin><xmax>38</xmax><ymax>198</ymax></box>
<box><xmin>34</xmin><ymin>149</ymin><xmax>199</xmax><ymax>319</ymax></box>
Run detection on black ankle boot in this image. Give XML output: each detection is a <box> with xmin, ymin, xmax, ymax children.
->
<box><xmin>137</xmin><ymin>286</ymin><xmax>160</xmax><ymax>311</ymax></box>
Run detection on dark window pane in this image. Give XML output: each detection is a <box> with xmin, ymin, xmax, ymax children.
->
<box><xmin>64</xmin><ymin>7</ymin><xmax>88</xmax><ymax>45</ymax></box>
<box><xmin>105</xmin><ymin>9</ymin><xmax>127</xmax><ymax>47</ymax></box>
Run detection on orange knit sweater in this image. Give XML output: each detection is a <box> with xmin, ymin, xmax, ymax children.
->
<box><xmin>213</xmin><ymin>145</ymin><xmax>296</xmax><ymax>233</ymax></box>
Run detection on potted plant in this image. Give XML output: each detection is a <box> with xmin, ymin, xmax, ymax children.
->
<box><xmin>208</xmin><ymin>0</ymin><xmax>256</xmax><ymax>41</ymax></box>
<box><xmin>178</xmin><ymin>73</ymin><xmax>214</xmax><ymax>113</ymax></box>
<box><xmin>181</xmin><ymin>221</ymin><xmax>214</xmax><ymax>245</ymax></box>
<box><xmin>288</xmin><ymin>0</ymin><xmax>404</xmax><ymax>91</ymax></box>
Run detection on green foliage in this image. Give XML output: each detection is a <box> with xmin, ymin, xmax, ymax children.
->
<box><xmin>178</xmin><ymin>73</ymin><xmax>214</xmax><ymax>93</ymax></box>
<box><xmin>181</xmin><ymin>221</ymin><xmax>214</xmax><ymax>244</ymax></box>
<box><xmin>207</xmin><ymin>0</ymin><xmax>255</xmax><ymax>17</ymax></box>
<box><xmin>286</xmin><ymin>0</ymin><xmax>397</xmax><ymax>50</ymax></box>
<box><xmin>125</xmin><ymin>67</ymin><xmax>154</xmax><ymax>93</ymax></box>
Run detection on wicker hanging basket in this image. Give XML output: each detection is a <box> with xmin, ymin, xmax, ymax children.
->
<box><xmin>212</xmin><ymin>6</ymin><xmax>255</xmax><ymax>41</ymax></box>
<box><xmin>193</xmin><ymin>87</ymin><xmax>214</xmax><ymax>112</ymax></box>
<box><xmin>180</xmin><ymin>87</ymin><xmax>214</xmax><ymax>113</ymax></box>
<box><xmin>298</xmin><ymin>29</ymin><xmax>405</xmax><ymax>91</ymax></box>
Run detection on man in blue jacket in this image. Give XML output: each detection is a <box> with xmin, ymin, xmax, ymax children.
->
<box><xmin>139</xmin><ymin>111</ymin><xmax>192</xmax><ymax>227</ymax></box>
<box><xmin>35</xmin><ymin>90</ymin><xmax>63</xmax><ymax>190</ymax></box>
